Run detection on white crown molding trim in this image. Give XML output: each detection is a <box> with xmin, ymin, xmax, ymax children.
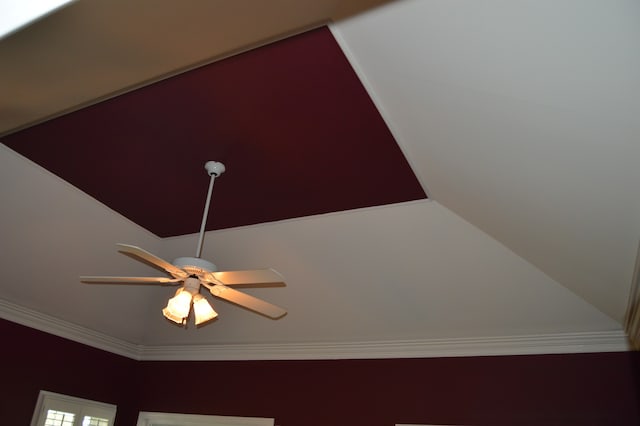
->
<box><xmin>624</xmin><ymin>240</ymin><xmax>640</xmax><ymax>349</ymax></box>
<box><xmin>1</xmin><ymin>298</ymin><xmax>629</xmax><ymax>361</ymax></box>
<box><xmin>138</xmin><ymin>331</ymin><xmax>630</xmax><ymax>361</ymax></box>
<box><xmin>0</xmin><ymin>298</ymin><xmax>141</xmax><ymax>360</ymax></box>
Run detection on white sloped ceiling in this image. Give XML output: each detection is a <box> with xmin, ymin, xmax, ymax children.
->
<box><xmin>332</xmin><ymin>0</ymin><xmax>640</xmax><ymax>324</ymax></box>
<box><xmin>1</xmin><ymin>0</ymin><xmax>638</xmax><ymax>357</ymax></box>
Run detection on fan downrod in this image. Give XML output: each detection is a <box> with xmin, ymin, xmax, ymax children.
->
<box><xmin>195</xmin><ymin>160</ymin><xmax>225</xmax><ymax>258</ymax></box>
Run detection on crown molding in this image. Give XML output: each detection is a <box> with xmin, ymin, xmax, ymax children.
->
<box><xmin>0</xmin><ymin>298</ymin><xmax>141</xmax><ymax>359</ymax></box>
<box><xmin>0</xmin><ymin>298</ymin><xmax>630</xmax><ymax>361</ymax></box>
<box><xmin>138</xmin><ymin>331</ymin><xmax>630</xmax><ymax>361</ymax></box>
<box><xmin>624</xmin><ymin>240</ymin><xmax>640</xmax><ymax>349</ymax></box>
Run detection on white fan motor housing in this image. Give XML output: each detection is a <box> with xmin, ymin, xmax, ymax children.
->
<box><xmin>173</xmin><ymin>257</ymin><xmax>218</xmax><ymax>275</ymax></box>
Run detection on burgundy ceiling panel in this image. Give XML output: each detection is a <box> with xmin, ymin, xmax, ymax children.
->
<box><xmin>1</xmin><ymin>26</ymin><xmax>426</xmax><ymax>237</ymax></box>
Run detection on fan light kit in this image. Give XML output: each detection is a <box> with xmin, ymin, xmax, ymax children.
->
<box><xmin>81</xmin><ymin>161</ymin><xmax>286</xmax><ymax>326</ymax></box>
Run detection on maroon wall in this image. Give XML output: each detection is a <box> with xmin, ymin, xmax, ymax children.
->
<box><xmin>1</xmin><ymin>319</ymin><xmax>140</xmax><ymax>425</ymax></box>
<box><xmin>137</xmin><ymin>355</ymin><xmax>640</xmax><ymax>426</ymax></box>
<box><xmin>3</xmin><ymin>318</ymin><xmax>639</xmax><ymax>426</ymax></box>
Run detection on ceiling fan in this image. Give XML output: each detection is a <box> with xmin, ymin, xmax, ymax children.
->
<box><xmin>80</xmin><ymin>161</ymin><xmax>286</xmax><ymax>326</ymax></box>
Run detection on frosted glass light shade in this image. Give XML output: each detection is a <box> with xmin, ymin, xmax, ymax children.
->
<box><xmin>193</xmin><ymin>294</ymin><xmax>217</xmax><ymax>325</ymax></box>
<box><xmin>162</xmin><ymin>307</ymin><xmax>184</xmax><ymax>324</ymax></box>
<box><xmin>163</xmin><ymin>287</ymin><xmax>192</xmax><ymax>323</ymax></box>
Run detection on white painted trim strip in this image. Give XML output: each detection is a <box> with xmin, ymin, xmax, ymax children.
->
<box><xmin>138</xmin><ymin>331</ymin><xmax>629</xmax><ymax>361</ymax></box>
<box><xmin>136</xmin><ymin>411</ymin><xmax>274</xmax><ymax>426</ymax></box>
<box><xmin>0</xmin><ymin>298</ymin><xmax>629</xmax><ymax>361</ymax></box>
<box><xmin>0</xmin><ymin>298</ymin><xmax>141</xmax><ymax>359</ymax></box>
<box><xmin>624</xmin><ymin>240</ymin><xmax>640</xmax><ymax>349</ymax></box>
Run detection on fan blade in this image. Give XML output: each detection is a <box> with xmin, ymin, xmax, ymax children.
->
<box><xmin>204</xmin><ymin>268</ymin><xmax>285</xmax><ymax>286</ymax></box>
<box><xmin>210</xmin><ymin>285</ymin><xmax>286</xmax><ymax>319</ymax></box>
<box><xmin>117</xmin><ymin>243</ymin><xmax>188</xmax><ymax>278</ymax></box>
<box><xmin>80</xmin><ymin>276</ymin><xmax>181</xmax><ymax>284</ymax></box>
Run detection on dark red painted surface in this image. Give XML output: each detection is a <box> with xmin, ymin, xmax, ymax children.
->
<box><xmin>1</xmin><ymin>26</ymin><xmax>426</xmax><ymax>238</ymax></box>
<box><xmin>1</xmin><ymin>319</ymin><xmax>140</xmax><ymax>425</ymax></box>
<box><xmin>3</xmin><ymin>318</ymin><xmax>639</xmax><ymax>426</ymax></box>
<box><xmin>137</xmin><ymin>355</ymin><xmax>640</xmax><ymax>426</ymax></box>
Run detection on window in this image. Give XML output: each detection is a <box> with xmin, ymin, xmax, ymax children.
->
<box><xmin>43</xmin><ymin>410</ymin><xmax>75</xmax><ymax>426</ymax></box>
<box><xmin>31</xmin><ymin>391</ymin><xmax>116</xmax><ymax>426</ymax></box>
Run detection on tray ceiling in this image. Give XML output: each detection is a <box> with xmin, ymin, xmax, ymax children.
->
<box><xmin>1</xmin><ymin>26</ymin><xmax>426</xmax><ymax>237</ymax></box>
<box><xmin>1</xmin><ymin>0</ymin><xmax>638</xmax><ymax>359</ymax></box>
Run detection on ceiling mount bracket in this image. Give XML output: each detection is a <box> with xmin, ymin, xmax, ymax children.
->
<box><xmin>204</xmin><ymin>161</ymin><xmax>225</xmax><ymax>177</ymax></box>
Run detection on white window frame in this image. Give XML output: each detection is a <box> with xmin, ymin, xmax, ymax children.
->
<box><xmin>31</xmin><ymin>390</ymin><xmax>117</xmax><ymax>426</ymax></box>
<box><xmin>136</xmin><ymin>411</ymin><xmax>274</xmax><ymax>426</ymax></box>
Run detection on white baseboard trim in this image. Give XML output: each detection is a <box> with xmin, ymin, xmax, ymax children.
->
<box><xmin>0</xmin><ymin>298</ymin><xmax>630</xmax><ymax>361</ymax></box>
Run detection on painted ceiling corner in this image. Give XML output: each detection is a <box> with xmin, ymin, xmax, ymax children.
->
<box><xmin>0</xmin><ymin>25</ymin><xmax>426</xmax><ymax>238</ymax></box>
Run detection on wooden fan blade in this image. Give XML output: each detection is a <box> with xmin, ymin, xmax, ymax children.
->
<box><xmin>117</xmin><ymin>243</ymin><xmax>188</xmax><ymax>278</ymax></box>
<box><xmin>204</xmin><ymin>268</ymin><xmax>285</xmax><ymax>286</ymax></box>
<box><xmin>80</xmin><ymin>276</ymin><xmax>181</xmax><ymax>284</ymax></box>
<box><xmin>210</xmin><ymin>285</ymin><xmax>286</xmax><ymax>319</ymax></box>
